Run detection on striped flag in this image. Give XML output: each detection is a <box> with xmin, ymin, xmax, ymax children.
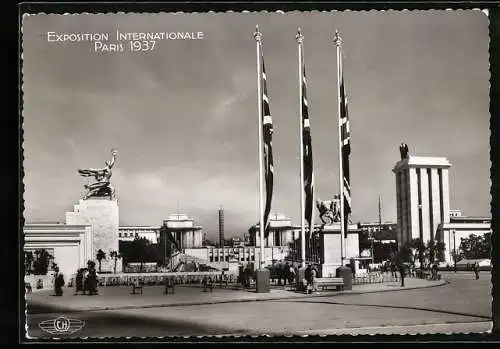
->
<box><xmin>339</xmin><ymin>63</ymin><xmax>351</xmax><ymax>238</ymax></box>
<box><xmin>261</xmin><ymin>56</ymin><xmax>274</xmax><ymax>237</ymax></box>
<box><xmin>301</xmin><ymin>64</ymin><xmax>314</xmax><ymax>238</ymax></box>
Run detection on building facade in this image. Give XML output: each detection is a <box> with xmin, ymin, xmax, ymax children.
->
<box><xmin>248</xmin><ymin>213</ymin><xmax>298</xmax><ymax>247</ymax></box>
<box><xmin>24</xmin><ymin>223</ymin><xmax>93</xmax><ymax>280</ymax></box>
<box><xmin>158</xmin><ymin>214</ymin><xmax>204</xmax><ymax>265</ymax></box>
<box><xmin>359</xmin><ymin>222</ymin><xmax>398</xmax><ymax>236</ymax></box>
<box><xmin>393</xmin><ymin>156</ymin><xmax>451</xmax><ymax>247</ymax></box>
<box><xmin>118</xmin><ymin>226</ymin><xmax>160</xmax><ymax>243</ymax></box>
<box><xmin>437</xmin><ymin>214</ymin><xmax>491</xmax><ymax>265</ymax></box>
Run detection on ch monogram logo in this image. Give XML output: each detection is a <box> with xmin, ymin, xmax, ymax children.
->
<box><xmin>39</xmin><ymin>316</ymin><xmax>85</xmax><ymax>335</ymax></box>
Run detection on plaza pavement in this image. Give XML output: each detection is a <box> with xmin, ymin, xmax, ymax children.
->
<box><xmin>27</xmin><ymin>277</ymin><xmax>445</xmax><ymax>314</ymax></box>
<box><xmin>25</xmin><ymin>273</ymin><xmax>491</xmax><ymax>338</ymax></box>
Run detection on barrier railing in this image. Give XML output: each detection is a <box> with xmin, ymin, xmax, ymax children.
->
<box><xmin>352</xmin><ymin>272</ymin><xmax>398</xmax><ymax>285</ymax></box>
<box><xmin>67</xmin><ymin>271</ymin><xmax>233</xmax><ymax>287</ymax></box>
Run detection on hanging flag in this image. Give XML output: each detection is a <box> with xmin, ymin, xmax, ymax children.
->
<box><xmin>301</xmin><ymin>64</ymin><xmax>314</xmax><ymax>238</ymax></box>
<box><xmin>261</xmin><ymin>55</ymin><xmax>274</xmax><ymax>238</ymax></box>
<box><xmin>339</xmin><ymin>62</ymin><xmax>351</xmax><ymax>238</ymax></box>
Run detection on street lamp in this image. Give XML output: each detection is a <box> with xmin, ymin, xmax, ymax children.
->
<box><xmin>453</xmin><ymin>230</ymin><xmax>457</xmax><ymax>273</ymax></box>
<box><xmin>369</xmin><ymin>233</ymin><xmax>375</xmax><ymax>265</ymax></box>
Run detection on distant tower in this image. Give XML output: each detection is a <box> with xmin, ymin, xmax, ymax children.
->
<box><xmin>393</xmin><ymin>150</ymin><xmax>451</xmax><ymax>249</ymax></box>
<box><xmin>219</xmin><ymin>205</ymin><xmax>225</xmax><ymax>247</ymax></box>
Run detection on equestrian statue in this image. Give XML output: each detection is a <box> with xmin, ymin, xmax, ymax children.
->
<box><xmin>316</xmin><ymin>195</ymin><xmax>341</xmax><ymax>226</ymax></box>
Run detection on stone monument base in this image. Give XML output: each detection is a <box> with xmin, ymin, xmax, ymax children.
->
<box><xmin>255</xmin><ymin>268</ymin><xmax>270</xmax><ymax>293</ymax></box>
<box><xmin>66</xmin><ymin>197</ymin><xmax>121</xmax><ymax>273</ymax></box>
<box><xmin>318</xmin><ymin>223</ymin><xmax>360</xmax><ymax>278</ymax></box>
<box><xmin>321</xmin><ymin>264</ymin><xmax>341</xmax><ymax>278</ymax></box>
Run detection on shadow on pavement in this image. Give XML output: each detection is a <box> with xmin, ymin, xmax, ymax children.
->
<box><xmin>277</xmin><ymin>299</ymin><xmax>491</xmax><ymax>320</ymax></box>
<box><xmin>26</xmin><ymin>303</ymin><xmax>252</xmax><ymax>339</ymax></box>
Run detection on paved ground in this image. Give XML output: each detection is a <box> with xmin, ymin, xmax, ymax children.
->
<box><xmin>287</xmin><ymin>271</ymin><xmax>491</xmax><ymax>319</ymax></box>
<box><xmin>24</xmin><ymin>272</ymin><xmax>491</xmax><ymax>338</ymax></box>
<box><xmin>26</xmin><ymin>277</ymin><xmax>443</xmax><ymax>313</ymax></box>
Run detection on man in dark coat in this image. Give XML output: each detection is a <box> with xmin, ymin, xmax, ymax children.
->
<box><xmin>474</xmin><ymin>262</ymin><xmax>480</xmax><ymax>280</ymax></box>
<box><xmin>54</xmin><ymin>267</ymin><xmax>64</xmax><ymax>296</ymax></box>
<box><xmin>398</xmin><ymin>264</ymin><xmax>406</xmax><ymax>287</ymax></box>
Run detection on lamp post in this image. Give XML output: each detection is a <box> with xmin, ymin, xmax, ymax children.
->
<box><xmin>453</xmin><ymin>230</ymin><xmax>457</xmax><ymax>273</ymax></box>
<box><xmin>369</xmin><ymin>233</ymin><xmax>375</xmax><ymax>265</ymax></box>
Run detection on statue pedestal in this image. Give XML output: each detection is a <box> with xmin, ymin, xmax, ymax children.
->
<box><xmin>66</xmin><ymin>198</ymin><xmax>121</xmax><ymax>273</ymax></box>
<box><xmin>319</xmin><ymin>223</ymin><xmax>360</xmax><ymax>277</ymax></box>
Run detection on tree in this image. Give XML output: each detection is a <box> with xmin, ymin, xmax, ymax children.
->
<box><xmin>96</xmin><ymin>249</ymin><xmax>106</xmax><ymax>273</ymax></box>
<box><xmin>24</xmin><ymin>251</ymin><xmax>34</xmax><ymax>275</ymax></box>
<box><xmin>408</xmin><ymin>238</ymin><xmax>426</xmax><ymax>267</ymax></box>
<box><xmin>121</xmin><ymin>237</ymin><xmax>156</xmax><ymax>272</ymax></box>
<box><xmin>426</xmin><ymin>239</ymin><xmax>436</xmax><ymax>264</ymax></box>
<box><xmin>459</xmin><ymin>233</ymin><xmax>491</xmax><ymax>260</ymax></box>
<box><xmin>109</xmin><ymin>250</ymin><xmax>121</xmax><ymax>274</ymax></box>
<box><xmin>435</xmin><ymin>241</ymin><xmax>446</xmax><ymax>263</ymax></box>
<box><xmin>393</xmin><ymin>243</ymin><xmax>412</xmax><ymax>264</ymax></box>
<box><xmin>33</xmin><ymin>249</ymin><xmax>53</xmax><ymax>275</ymax></box>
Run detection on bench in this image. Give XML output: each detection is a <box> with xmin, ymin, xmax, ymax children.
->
<box><xmin>131</xmin><ymin>282</ymin><xmax>143</xmax><ymax>295</ymax></box>
<box><xmin>219</xmin><ymin>276</ymin><xmax>229</xmax><ymax>288</ymax></box>
<box><xmin>202</xmin><ymin>281</ymin><xmax>215</xmax><ymax>292</ymax></box>
<box><xmin>315</xmin><ymin>277</ymin><xmax>345</xmax><ymax>291</ymax></box>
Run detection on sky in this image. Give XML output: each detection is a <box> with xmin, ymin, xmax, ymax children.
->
<box><xmin>22</xmin><ymin>10</ymin><xmax>490</xmax><ymax>240</ymax></box>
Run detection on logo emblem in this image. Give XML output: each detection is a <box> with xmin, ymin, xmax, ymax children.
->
<box><xmin>38</xmin><ymin>316</ymin><xmax>85</xmax><ymax>335</ymax></box>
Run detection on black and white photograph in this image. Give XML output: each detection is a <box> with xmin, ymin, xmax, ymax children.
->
<box><xmin>21</xmin><ymin>9</ymin><xmax>492</xmax><ymax>338</ymax></box>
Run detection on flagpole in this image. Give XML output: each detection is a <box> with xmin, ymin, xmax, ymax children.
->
<box><xmin>254</xmin><ymin>26</ymin><xmax>265</xmax><ymax>269</ymax></box>
<box><xmin>296</xmin><ymin>28</ymin><xmax>306</xmax><ymax>269</ymax></box>
<box><xmin>334</xmin><ymin>30</ymin><xmax>345</xmax><ymax>267</ymax></box>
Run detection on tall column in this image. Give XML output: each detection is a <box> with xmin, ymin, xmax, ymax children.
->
<box><xmin>430</xmin><ymin>168</ymin><xmax>441</xmax><ymax>241</ymax></box>
<box><xmin>441</xmin><ymin>169</ymin><xmax>451</xmax><ymax>224</ymax></box>
<box><xmin>400</xmin><ymin>170</ymin><xmax>408</xmax><ymax>245</ymax></box>
<box><xmin>420</xmin><ymin>167</ymin><xmax>431</xmax><ymax>243</ymax></box>
<box><xmin>268</xmin><ymin>231</ymin><xmax>274</xmax><ymax>247</ymax></box>
<box><xmin>409</xmin><ymin>168</ymin><xmax>419</xmax><ymax>240</ymax></box>
<box><xmin>395</xmin><ymin>170</ymin><xmax>403</xmax><ymax>248</ymax></box>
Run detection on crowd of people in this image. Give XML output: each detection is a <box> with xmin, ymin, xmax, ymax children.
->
<box><xmin>46</xmin><ymin>257</ymin><xmax>482</xmax><ymax>298</ymax></box>
<box><xmin>74</xmin><ymin>261</ymin><xmax>99</xmax><ymax>295</ymax></box>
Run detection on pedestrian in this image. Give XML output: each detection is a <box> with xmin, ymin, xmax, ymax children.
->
<box><xmin>283</xmin><ymin>263</ymin><xmax>290</xmax><ymax>287</ymax></box>
<box><xmin>86</xmin><ymin>261</ymin><xmax>98</xmax><ymax>295</ymax></box>
<box><xmin>304</xmin><ymin>265</ymin><xmax>312</xmax><ymax>294</ymax></box>
<box><xmin>398</xmin><ymin>264</ymin><xmax>406</xmax><ymax>287</ymax></box>
<box><xmin>474</xmin><ymin>262</ymin><xmax>480</xmax><ymax>280</ymax></box>
<box><xmin>288</xmin><ymin>264</ymin><xmax>296</xmax><ymax>286</ymax></box>
<box><xmin>53</xmin><ymin>267</ymin><xmax>65</xmax><ymax>296</ymax></box>
<box><xmin>244</xmin><ymin>265</ymin><xmax>251</xmax><ymax>288</ymax></box>
<box><xmin>311</xmin><ymin>265</ymin><xmax>318</xmax><ymax>293</ymax></box>
<box><xmin>75</xmin><ymin>268</ymin><xmax>84</xmax><ymax>295</ymax></box>
<box><xmin>431</xmin><ymin>263</ymin><xmax>438</xmax><ymax>280</ymax></box>
<box><xmin>238</xmin><ymin>265</ymin><xmax>244</xmax><ymax>286</ymax></box>
<box><xmin>391</xmin><ymin>263</ymin><xmax>397</xmax><ymax>279</ymax></box>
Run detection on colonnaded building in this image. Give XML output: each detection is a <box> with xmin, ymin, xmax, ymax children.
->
<box><xmin>393</xmin><ymin>151</ymin><xmax>491</xmax><ymax>266</ymax></box>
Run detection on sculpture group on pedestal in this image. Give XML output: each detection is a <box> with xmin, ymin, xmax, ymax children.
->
<box><xmin>399</xmin><ymin>143</ymin><xmax>409</xmax><ymax>160</ymax></box>
<box><xmin>78</xmin><ymin>149</ymin><xmax>118</xmax><ymax>200</ymax></box>
<box><xmin>316</xmin><ymin>195</ymin><xmax>341</xmax><ymax>225</ymax></box>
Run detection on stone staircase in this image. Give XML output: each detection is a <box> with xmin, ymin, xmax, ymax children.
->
<box><xmin>173</xmin><ymin>253</ymin><xmax>223</xmax><ymax>271</ymax></box>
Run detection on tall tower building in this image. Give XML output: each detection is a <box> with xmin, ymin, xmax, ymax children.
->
<box><xmin>393</xmin><ymin>155</ymin><xmax>451</xmax><ymax>248</ymax></box>
<box><xmin>219</xmin><ymin>205</ymin><xmax>225</xmax><ymax>247</ymax></box>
